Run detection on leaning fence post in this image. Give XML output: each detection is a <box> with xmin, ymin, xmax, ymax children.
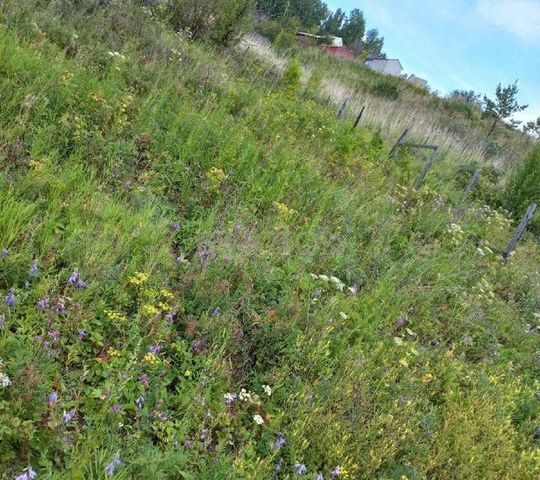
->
<box><xmin>453</xmin><ymin>169</ymin><xmax>480</xmax><ymax>221</ymax></box>
<box><xmin>337</xmin><ymin>97</ymin><xmax>349</xmax><ymax>118</ymax></box>
<box><xmin>414</xmin><ymin>147</ymin><xmax>438</xmax><ymax>189</ymax></box>
<box><xmin>503</xmin><ymin>203</ymin><xmax>537</xmax><ymax>259</ymax></box>
<box><xmin>389</xmin><ymin>128</ymin><xmax>410</xmax><ymax>158</ymax></box>
<box><xmin>353</xmin><ymin>106</ymin><xmax>365</xmax><ymax>129</ymax></box>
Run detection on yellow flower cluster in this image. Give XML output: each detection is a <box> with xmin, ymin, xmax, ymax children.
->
<box><xmin>141</xmin><ymin>304</ymin><xmax>159</xmax><ymax>317</ymax></box>
<box><xmin>107</xmin><ymin>347</ymin><xmax>121</xmax><ymax>358</ymax></box>
<box><xmin>273</xmin><ymin>201</ymin><xmax>296</xmax><ymax>219</ymax></box>
<box><xmin>144</xmin><ymin>352</ymin><xmax>159</xmax><ymax>364</ymax></box>
<box><xmin>129</xmin><ymin>272</ymin><xmax>149</xmax><ymax>286</ymax></box>
<box><xmin>104</xmin><ymin>309</ymin><xmax>127</xmax><ymax>323</ymax></box>
<box><xmin>206</xmin><ymin>167</ymin><xmax>227</xmax><ymax>190</ymax></box>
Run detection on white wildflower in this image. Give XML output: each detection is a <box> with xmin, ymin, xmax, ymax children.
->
<box><xmin>0</xmin><ymin>372</ymin><xmax>11</xmax><ymax>388</ymax></box>
<box><xmin>262</xmin><ymin>384</ymin><xmax>272</xmax><ymax>397</ymax></box>
<box><xmin>239</xmin><ymin>388</ymin><xmax>252</xmax><ymax>402</ymax></box>
<box><xmin>477</xmin><ymin>247</ymin><xmax>485</xmax><ymax>256</ymax></box>
<box><xmin>253</xmin><ymin>414</ymin><xmax>265</xmax><ymax>425</ymax></box>
<box><xmin>339</xmin><ymin>312</ymin><xmax>348</xmax><ymax>320</ymax></box>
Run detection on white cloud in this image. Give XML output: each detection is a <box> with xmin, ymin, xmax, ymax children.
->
<box><xmin>477</xmin><ymin>0</ymin><xmax>540</xmax><ymax>42</ymax></box>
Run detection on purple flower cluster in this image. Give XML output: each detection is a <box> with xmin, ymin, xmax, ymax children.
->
<box><xmin>138</xmin><ymin>373</ymin><xmax>149</xmax><ymax>387</ymax></box>
<box><xmin>274</xmin><ymin>433</ymin><xmax>286</xmax><ymax>450</ymax></box>
<box><xmin>5</xmin><ymin>289</ymin><xmax>16</xmax><ymax>308</ymax></box>
<box><xmin>148</xmin><ymin>345</ymin><xmax>161</xmax><ymax>354</ymax></box>
<box><xmin>294</xmin><ymin>464</ymin><xmax>307</xmax><ymax>475</ymax></box>
<box><xmin>48</xmin><ymin>391</ymin><xmax>58</xmax><ymax>406</ymax></box>
<box><xmin>68</xmin><ymin>270</ymin><xmax>87</xmax><ymax>289</ymax></box>
<box><xmin>62</xmin><ymin>409</ymin><xmax>76</xmax><ymax>423</ymax></box>
<box><xmin>14</xmin><ymin>467</ymin><xmax>37</xmax><ymax>480</ymax></box>
<box><xmin>29</xmin><ymin>260</ymin><xmax>39</xmax><ymax>276</ymax></box>
<box><xmin>36</xmin><ymin>297</ymin><xmax>48</xmax><ymax>311</ymax></box>
<box><xmin>135</xmin><ymin>395</ymin><xmax>145</xmax><ymax>410</ymax></box>
<box><xmin>105</xmin><ymin>455</ymin><xmax>121</xmax><ymax>476</ymax></box>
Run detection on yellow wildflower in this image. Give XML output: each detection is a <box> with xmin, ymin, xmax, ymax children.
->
<box><xmin>144</xmin><ymin>352</ymin><xmax>159</xmax><ymax>364</ymax></box>
<box><xmin>128</xmin><ymin>272</ymin><xmax>149</xmax><ymax>286</ymax></box>
<box><xmin>141</xmin><ymin>304</ymin><xmax>159</xmax><ymax>317</ymax></box>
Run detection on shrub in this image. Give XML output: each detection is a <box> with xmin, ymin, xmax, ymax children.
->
<box><xmin>370</xmin><ymin>80</ymin><xmax>399</xmax><ymax>100</ymax></box>
<box><xmin>282</xmin><ymin>57</ymin><xmax>301</xmax><ymax>94</ymax></box>
<box><xmin>505</xmin><ymin>144</ymin><xmax>540</xmax><ymax>233</ymax></box>
<box><xmin>273</xmin><ymin>31</ymin><xmax>297</xmax><ymax>51</ymax></box>
<box><xmin>165</xmin><ymin>0</ymin><xmax>253</xmax><ymax>45</ymax></box>
<box><xmin>255</xmin><ymin>19</ymin><xmax>282</xmax><ymax>42</ymax></box>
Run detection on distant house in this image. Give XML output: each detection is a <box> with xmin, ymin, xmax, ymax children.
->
<box><xmin>407</xmin><ymin>74</ymin><xmax>428</xmax><ymax>89</ymax></box>
<box><xmin>364</xmin><ymin>57</ymin><xmax>403</xmax><ymax>77</ymax></box>
<box><xmin>296</xmin><ymin>32</ymin><xmax>355</xmax><ymax>60</ymax></box>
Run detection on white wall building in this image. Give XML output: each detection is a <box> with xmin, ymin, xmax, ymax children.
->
<box><xmin>364</xmin><ymin>58</ymin><xmax>403</xmax><ymax>77</ymax></box>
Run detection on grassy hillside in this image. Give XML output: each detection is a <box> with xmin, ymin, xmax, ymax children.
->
<box><xmin>1</xmin><ymin>2</ymin><xmax>540</xmax><ymax>479</ymax></box>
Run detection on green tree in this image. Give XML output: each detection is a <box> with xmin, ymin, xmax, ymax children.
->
<box><xmin>256</xmin><ymin>0</ymin><xmax>328</xmax><ymax>29</ymax></box>
<box><xmin>340</xmin><ymin>8</ymin><xmax>365</xmax><ymax>53</ymax></box>
<box><xmin>363</xmin><ymin>28</ymin><xmax>384</xmax><ymax>57</ymax></box>
<box><xmin>321</xmin><ymin>8</ymin><xmax>346</xmax><ymax>35</ymax></box>
<box><xmin>483</xmin><ymin>81</ymin><xmax>528</xmax><ymax>137</ymax></box>
<box><xmin>524</xmin><ymin>117</ymin><xmax>540</xmax><ymax>137</ymax></box>
<box><xmin>448</xmin><ymin>89</ymin><xmax>482</xmax><ymax>107</ymax></box>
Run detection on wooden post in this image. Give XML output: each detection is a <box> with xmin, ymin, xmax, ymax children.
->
<box><xmin>389</xmin><ymin>128</ymin><xmax>409</xmax><ymax>158</ymax></box>
<box><xmin>503</xmin><ymin>203</ymin><xmax>537</xmax><ymax>259</ymax></box>
<box><xmin>353</xmin><ymin>106</ymin><xmax>365</xmax><ymax>129</ymax></box>
<box><xmin>337</xmin><ymin>97</ymin><xmax>349</xmax><ymax>118</ymax></box>
<box><xmin>414</xmin><ymin>147</ymin><xmax>438</xmax><ymax>189</ymax></box>
<box><xmin>453</xmin><ymin>169</ymin><xmax>480</xmax><ymax>221</ymax></box>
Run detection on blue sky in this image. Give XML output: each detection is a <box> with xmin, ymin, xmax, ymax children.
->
<box><xmin>327</xmin><ymin>0</ymin><xmax>540</xmax><ymax>123</ymax></box>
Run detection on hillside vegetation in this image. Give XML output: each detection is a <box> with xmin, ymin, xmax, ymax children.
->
<box><xmin>1</xmin><ymin>2</ymin><xmax>540</xmax><ymax>479</ymax></box>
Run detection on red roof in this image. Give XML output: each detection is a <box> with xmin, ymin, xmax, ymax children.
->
<box><xmin>322</xmin><ymin>45</ymin><xmax>355</xmax><ymax>60</ymax></box>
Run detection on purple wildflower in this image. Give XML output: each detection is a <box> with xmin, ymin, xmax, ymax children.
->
<box><xmin>158</xmin><ymin>412</ymin><xmax>168</xmax><ymax>421</ymax></box>
<box><xmin>148</xmin><ymin>345</ymin><xmax>161</xmax><ymax>354</ymax></box>
<box><xmin>55</xmin><ymin>298</ymin><xmax>66</xmax><ymax>315</ymax></box>
<box><xmin>165</xmin><ymin>311</ymin><xmax>175</xmax><ymax>324</ymax></box>
<box><xmin>68</xmin><ymin>270</ymin><xmax>87</xmax><ymax>289</ymax></box>
<box><xmin>135</xmin><ymin>395</ymin><xmax>144</xmax><ymax>410</ymax></box>
<box><xmin>0</xmin><ymin>313</ymin><xmax>5</xmax><ymax>326</ymax></box>
<box><xmin>104</xmin><ymin>455</ymin><xmax>121</xmax><ymax>476</ymax></box>
<box><xmin>170</xmin><ymin>223</ymin><xmax>180</xmax><ymax>232</ymax></box>
<box><xmin>200</xmin><ymin>428</ymin><xmax>209</xmax><ymax>440</ymax></box>
<box><xmin>294</xmin><ymin>464</ymin><xmax>307</xmax><ymax>476</ymax></box>
<box><xmin>183</xmin><ymin>439</ymin><xmax>193</xmax><ymax>448</ymax></box>
<box><xmin>315</xmin><ymin>474</ymin><xmax>324</xmax><ymax>480</ymax></box>
<box><xmin>14</xmin><ymin>467</ymin><xmax>37</xmax><ymax>480</ymax></box>
<box><xmin>274</xmin><ymin>433</ymin><xmax>286</xmax><ymax>450</ymax></box>
<box><xmin>48</xmin><ymin>391</ymin><xmax>58</xmax><ymax>405</ymax></box>
<box><xmin>212</xmin><ymin>306</ymin><xmax>221</xmax><ymax>316</ymax></box>
<box><xmin>29</xmin><ymin>260</ymin><xmax>39</xmax><ymax>276</ymax></box>
<box><xmin>77</xmin><ymin>328</ymin><xmax>87</xmax><ymax>338</ymax></box>
<box><xmin>274</xmin><ymin>459</ymin><xmax>284</xmax><ymax>474</ymax></box>
<box><xmin>138</xmin><ymin>373</ymin><xmax>149</xmax><ymax>386</ymax></box>
<box><xmin>1</xmin><ymin>248</ymin><xmax>8</xmax><ymax>257</ymax></box>
<box><xmin>48</xmin><ymin>330</ymin><xmax>61</xmax><ymax>341</ymax></box>
<box><xmin>224</xmin><ymin>393</ymin><xmax>237</xmax><ymax>405</ymax></box>
<box><xmin>62</xmin><ymin>409</ymin><xmax>76</xmax><ymax>423</ymax></box>
<box><xmin>192</xmin><ymin>339</ymin><xmax>207</xmax><ymax>355</ymax></box>
<box><xmin>204</xmin><ymin>409</ymin><xmax>212</xmax><ymax>418</ymax></box>
<box><xmin>330</xmin><ymin>466</ymin><xmax>341</xmax><ymax>478</ymax></box>
<box><xmin>37</xmin><ymin>297</ymin><xmax>48</xmax><ymax>311</ymax></box>
<box><xmin>5</xmin><ymin>289</ymin><xmax>16</xmax><ymax>308</ymax></box>
<box><xmin>110</xmin><ymin>403</ymin><xmax>122</xmax><ymax>413</ymax></box>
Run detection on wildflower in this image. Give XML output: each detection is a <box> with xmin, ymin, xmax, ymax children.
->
<box><xmin>68</xmin><ymin>270</ymin><xmax>87</xmax><ymax>289</ymax></box>
<box><xmin>204</xmin><ymin>410</ymin><xmax>212</xmax><ymax>418</ymax></box>
<box><xmin>0</xmin><ymin>314</ymin><xmax>5</xmax><ymax>326</ymax></box>
<box><xmin>0</xmin><ymin>372</ymin><xmax>11</xmax><ymax>388</ymax></box>
<box><xmin>29</xmin><ymin>260</ymin><xmax>39</xmax><ymax>276</ymax></box>
<box><xmin>330</xmin><ymin>466</ymin><xmax>341</xmax><ymax>477</ymax></box>
<box><xmin>253</xmin><ymin>414</ymin><xmax>265</xmax><ymax>425</ymax></box>
<box><xmin>200</xmin><ymin>428</ymin><xmax>209</xmax><ymax>440</ymax></box>
<box><xmin>128</xmin><ymin>272</ymin><xmax>149</xmax><ymax>286</ymax></box>
<box><xmin>5</xmin><ymin>289</ymin><xmax>16</xmax><ymax>308</ymax></box>
<box><xmin>192</xmin><ymin>339</ymin><xmax>207</xmax><ymax>355</ymax></box>
<box><xmin>14</xmin><ymin>467</ymin><xmax>37</xmax><ymax>480</ymax></box>
<box><xmin>165</xmin><ymin>311</ymin><xmax>176</xmax><ymax>324</ymax></box>
<box><xmin>170</xmin><ymin>223</ymin><xmax>180</xmax><ymax>232</ymax></box>
<box><xmin>339</xmin><ymin>312</ymin><xmax>348</xmax><ymax>320</ymax></box>
<box><xmin>294</xmin><ymin>464</ymin><xmax>308</xmax><ymax>475</ymax></box>
<box><xmin>315</xmin><ymin>474</ymin><xmax>324</xmax><ymax>480</ymax></box>
<box><xmin>224</xmin><ymin>392</ymin><xmax>237</xmax><ymax>405</ymax></box>
<box><xmin>148</xmin><ymin>345</ymin><xmax>162</xmax><ymax>355</ymax></box>
<box><xmin>110</xmin><ymin>404</ymin><xmax>122</xmax><ymax>413</ymax></box>
<box><xmin>144</xmin><ymin>352</ymin><xmax>158</xmax><ymax>364</ymax></box>
<box><xmin>36</xmin><ymin>297</ymin><xmax>48</xmax><ymax>311</ymax></box>
<box><xmin>77</xmin><ymin>328</ymin><xmax>87</xmax><ymax>338</ymax></box>
<box><xmin>135</xmin><ymin>396</ymin><xmax>145</xmax><ymax>410</ymax></box>
<box><xmin>184</xmin><ymin>439</ymin><xmax>193</xmax><ymax>448</ymax></box>
<box><xmin>175</xmin><ymin>254</ymin><xmax>189</xmax><ymax>266</ymax></box>
<box><xmin>239</xmin><ymin>388</ymin><xmax>252</xmax><ymax>401</ymax></box>
<box><xmin>274</xmin><ymin>433</ymin><xmax>286</xmax><ymax>450</ymax></box>
<box><xmin>49</xmin><ymin>330</ymin><xmax>60</xmax><ymax>341</ymax></box>
<box><xmin>1</xmin><ymin>248</ymin><xmax>8</xmax><ymax>257</ymax></box>
<box><xmin>138</xmin><ymin>373</ymin><xmax>149</xmax><ymax>386</ymax></box>
<box><xmin>141</xmin><ymin>304</ymin><xmax>159</xmax><ymax>317</ymax></box>
<box><xmin>48</xmin><ymin>391</ymin><xmax>58</xmax><ymax>406</ymax></box>
<box><xmin>274</xmin><ymin>459</ymin><xmax>284</xmax><ymax>473</ymax></box>
<box><xmin>55</xmin><ymin>298</ymin><xmax>66</xmax><ymax>315</ymax></box>
<box><xmin>212</xmin><ymin>306</ymin><xmax>221</xmax><ymax>316</ymax></box>
<box><xmin>62</xmin><ymin>410</ymin><xmax>76</xmax><ymax>423</ymax></box>
<box><xmin>105</xmin><ymin>455</ymin><xmax>121</xmax><ymax>476</ymax></box>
